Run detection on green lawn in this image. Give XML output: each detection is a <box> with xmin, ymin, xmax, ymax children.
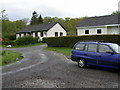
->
<box><xmin>0</xmin><ymin>50</ymin><xmax>23</xmax><ymax>66</ymax></box>
<box><xmin>44</xmin><ymin>47</ymin><xmax>72</xmax><ymax>56</ymax></box>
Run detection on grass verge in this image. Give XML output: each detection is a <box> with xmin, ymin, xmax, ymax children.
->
<box><xmin>44</xmin><ymin>47</ymin><xmax>72</xmax><ymax>57</ymax></box>
<box><xmin>0</xmin><ymin>50</ymin><xmax>23</xmax><ymax>66</ymax></box>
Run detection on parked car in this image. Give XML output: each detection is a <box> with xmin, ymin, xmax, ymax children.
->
<box><xmin>71</xmin><ymin>41</ymin><xmax>120</xmax><ymax>69</ymax></box>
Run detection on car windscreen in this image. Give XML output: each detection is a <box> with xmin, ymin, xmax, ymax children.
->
<box><xmin>110</xmin><ymin>44</ymin><xmax>120</xmax><ymax>54</ymax></box>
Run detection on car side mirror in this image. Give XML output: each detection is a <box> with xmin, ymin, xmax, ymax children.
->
<box><xmin>106</xmin><ymin>51</ymin><xmax>114</xmax><ymax>55</ymax></box>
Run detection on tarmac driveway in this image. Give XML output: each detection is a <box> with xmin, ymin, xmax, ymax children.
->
<box><xmin>2</xmin><ymin>45</ymin><xmax>119</xmax><ymax>88</ymax></box>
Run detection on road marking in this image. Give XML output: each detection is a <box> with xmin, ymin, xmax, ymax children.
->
<box><xmin>2</xmin><ymin>53</ymin><xmax>48</xmax><ymax>76</ymax></box>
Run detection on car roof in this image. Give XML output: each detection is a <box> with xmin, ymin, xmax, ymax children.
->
<box><xmin>77</xmin><ymin>41</ymin><xmax>115</xmax><ymax>45</ymax></box>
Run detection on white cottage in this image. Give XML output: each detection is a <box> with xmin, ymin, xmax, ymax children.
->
<box><xmin>16</xmin><ymin>22</ymin><xmax>67</xmax><ymax>40</ymax></box>
<box><xmin>76</xmin><ymin>15</ymin><xmax>120</xmax><ymax>36</ymax></box>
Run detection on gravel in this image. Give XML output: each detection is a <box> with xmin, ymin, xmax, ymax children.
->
<box><xmin>2</xmin><ymin>45</ymin><xmax>119</xmax><ymax>88</ymax></box>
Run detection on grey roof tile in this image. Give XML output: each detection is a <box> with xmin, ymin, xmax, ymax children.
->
<box><xmin>17</xmin><ymin>22</ymin><xmax>57</xmax><ymax>33</ymax></box>
<box><xmin>77</xmin><ymin>15</ymin><xmax>120</xmax><ymax>27</ymax></box>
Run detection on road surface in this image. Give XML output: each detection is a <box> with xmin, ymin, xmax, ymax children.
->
<box><xmin>2</xmin><ymin>45</ymin><xmax>119</xmax><ymax>88</ymax></box>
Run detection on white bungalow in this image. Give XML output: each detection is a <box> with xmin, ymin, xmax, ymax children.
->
<box><xmin>76</xmin><ymin>15</ymin><xmax>120</xmax><ymax>36</ymax></box>
<box><xmin>16</xmin><ymin>22</ymin><xmax>67</xmax><ymax>41</ymax></box>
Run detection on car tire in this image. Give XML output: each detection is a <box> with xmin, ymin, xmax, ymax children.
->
<box><xmin>78</xmin><ymin>59</ymin><xmax>87</xmax><ymax>68</ymax></box>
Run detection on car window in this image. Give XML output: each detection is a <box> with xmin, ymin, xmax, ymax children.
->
<box><xmin>74</xmin><ymin>44</ymin><xmax>85</xmax><ymax>50</ymax></box>
<box><xmin>86</xmin><ymin>44</ymin><xmax>98</xmax><ymax>52</ymax></box>
<box><xmin>110</xmin><ymin>44</ymin><xmax>120</xmax><ymax>53</ymax></box>
<box><xmin>99</xmin><ymin>45</ymin><xmax>113</xmax><ymax>53</ymax></box>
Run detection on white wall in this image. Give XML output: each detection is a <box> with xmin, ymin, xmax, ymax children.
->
<box><xmin>21</xmin><ymin>33</ymin><xmax>24</xmax><ymax>37</ymax></box>
<box><xmin>47</xmin><ymin>23</ymin><xmax>67</xmax><ymax>37</ymax></box>
<box><xmin>37</xmin><ymin>32</ymin><xmax>41</xmax><ymax>37</ymax></box>
<box><xmin>77</xmin><ymin>26</ymin><xmax>107</xmax><ymax>36</ymax></box>
<box><xmin>33</xmin><ymin>32</ymin><xmax>35</xmax><ymax>37</ymax></box>
<box><xmin>107</xmin><ymin>26</ymin><xmax>119</xmax><ymax>34</ymax></box>
<box><xmin>16</xmin><ymin>34</ymin><xmax>19</xmax><ymax>39</ymax></box>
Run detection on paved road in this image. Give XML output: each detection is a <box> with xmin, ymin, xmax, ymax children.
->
<box><xmin>2</xmin><ymin>45</ymin><xmax>119</xmax><ymax>88</ymax></box>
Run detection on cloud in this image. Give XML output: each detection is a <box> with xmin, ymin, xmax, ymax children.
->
<box><xmin>0</xmin><ymin>0</ymin><xmax>119</xmax><ymax>21</ymax></box>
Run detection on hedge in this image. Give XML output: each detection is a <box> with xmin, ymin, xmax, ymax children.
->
<box><xmin>2</xmin><ymin>40</ymin><xmax>16</xmax><ymax>46</ymax></box>
<box><xmin>43</xmin><ymin>35</ymin><xmax>120</xmax><ymax>48</ymax></box>
<box><xmin>2</xmin><ymin>36</ymin><xmax>39</xmax><ymax>46</ymax></box>
<box><xmin>15</xmin><ymin>36</ymin><xmax>38</xmax><ymax>46</ymax></box>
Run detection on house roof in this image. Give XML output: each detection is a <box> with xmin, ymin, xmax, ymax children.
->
<box><xmin>17</xmin><ymin>22</ymin><xmax>58</xmax><ymax>33</ymax></box>
<box><xmin>77</xmin><ymin>15</ymin><xmax>120</xmax><ymax>27</ymax></box>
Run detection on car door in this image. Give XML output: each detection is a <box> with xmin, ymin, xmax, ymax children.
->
<box><xmin>84</xmin><ymin>44</ymin><xmax>99</xmax><ymax>65</ymax></box>
<box><xmin>98</xmin><ymin>44</ymin><xmax>118</xmax><ymax>68</ymax></box>
<box><xmin>72</xmin><ymin>43</ymin><xmax>86</xmax><ymax>59</ymax></box>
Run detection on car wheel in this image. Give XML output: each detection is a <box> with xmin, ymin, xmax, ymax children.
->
<box><xmin>78</xmin><ymin>59</ymin><xmax>86</xmax><ymax>68</ymax></box>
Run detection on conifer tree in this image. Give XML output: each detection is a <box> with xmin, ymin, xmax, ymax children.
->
<box><xmin>38</xmin><ymin>14</ymin><xmax>43</xmax><ymax>24</ymax></box>
<box><xmin>30</xmin><ymin>11</ymin><xmax>38</xmax><ymax>25</ymax></box>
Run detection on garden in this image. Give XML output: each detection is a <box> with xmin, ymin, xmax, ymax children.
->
<box><xmin>0</xmin><ymin>50</ymin><xmax>23</xmax><ymax>66</ymax></box>
<box><xmin>1</xmin><ymin>36</ymin><xmax>45</xmax><ymax>66</ymax></box>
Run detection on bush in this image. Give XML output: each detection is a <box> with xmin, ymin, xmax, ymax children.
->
<box><xmin>2</xmin><ymin>40</ymin><xmax>16</xmax><ymax>46</ymax></box>
<box><xmin>15</xmin><ymin>36</ymin><xmax>38</xmax><ymax>46</ymax></box>
<box><xmin>5</xmin><ymin>34</ymin><xmax>16</xmax><ymax>40</ymax></box>
<box><xmin>44</xmin><ymin>35</ymin><xmax>120</xmax><ymax>48</ymax></box>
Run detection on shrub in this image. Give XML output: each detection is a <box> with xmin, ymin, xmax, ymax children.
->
<box><xmin>2</xmin><ymin>40</ymin><xmax>16</xmax><ymax>46</ymax></box>
<box><xmin>44</xmin><ymin>35</ymin><xmax>120</xmax><ymax>48</ymax></box>
<box><xmin>6</xmin><ymin>34</ymin><xmax>16</xmax><ymax>40</ymax></box>
<box><xmin>15</xmin><ymin>36</ymin><xmax>38</xmax><ymax>46</ymax></box>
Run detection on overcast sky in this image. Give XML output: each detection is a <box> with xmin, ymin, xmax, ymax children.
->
<box><xmin>1</xmin><ymin>0</ymin><xmax>120</xmax><ymax>21</ymax></box>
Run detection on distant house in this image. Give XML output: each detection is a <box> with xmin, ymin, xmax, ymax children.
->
<box><xmin>76</xmin><ymin>15</ymin><xmax>120</xmax><ymax>36</ymax></box>
<box><xmin>16</xmin><ymin>22</ymin><xmax>67</xmax><ymax>40</ymax></box>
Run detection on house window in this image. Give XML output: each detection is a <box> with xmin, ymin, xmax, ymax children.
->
<box><xmin>85</xmin><ymin>30</ymin><xmax>89</xmax><ymax>34</ymax></box>
<box><xmin>19</xmin><ymin>33</ymin><xmax>21</xmax><ymax>37</ymax></box>
<box><xmin>60</xmin><ymin>32</ymin><xmax>63</xmax><ymax>36</ymax></box>
<box><xmin>24</xmin><ymin>33</ymin><xmax>26</xmax><ymax>36</ymax></box>
<box><xmin>41</xmin><ymin>32</ymin><xmax>43</xmax><ymax>37</ymax></box>
<box><xmin>97</xmin><ymin>29</ymin><xmax>102</xmax><ymax>34</ymax></box>
<box><xmin>55</xmin><ymin>32</ymin><xmax>58</xmax><ymax>37</ymax></box>
<box><xmin>28</xmin><ymin>33</ymin><xmax>31</xmax><ymax>36</ymax></box>
<box><xmin>35</xmin><ymin>32</ymin><xmax>38</xmax><ymax>37</ymax></box>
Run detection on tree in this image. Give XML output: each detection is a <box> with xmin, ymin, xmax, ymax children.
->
<box><xmin>38</xmin><ymin>14</ymin><xmax>43</xmax><ymax>24</ymax></box>
<box><xmin>30</xmin><ymin>11</ymin><xmax>38</xmax><ymax>25</ymax></box>
<box><xmin>112</xmin><ymin>11</ymin><xmax>120</xmax><ymax>15</ymax></box>
<box><xmin>2</xmin><ymin>19</ymin><xmax>27</xmax><ymax>40</ymax></box>
<box><xmin>0</xmin><ymin>10</ymin><xmax>8</xmax><ymax>20</ymax></box>
<box><xmin>14</xmin><ymin>20</ymin><xmax>26</xmax><ymax>29</ymax></box>
<box><xmin>30</xmin><ymin>11</ymin><xmax>44</xmax><ymax>25</ymax></box>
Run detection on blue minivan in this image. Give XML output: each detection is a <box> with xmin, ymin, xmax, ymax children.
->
<box><xmin>71</xmin><ymin>41</ymin><xmax>120</xmax><ymax>69</ymax></box>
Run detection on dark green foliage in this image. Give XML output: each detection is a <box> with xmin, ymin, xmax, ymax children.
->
<box><xmin>30</xmin><ymin>11</ymin><xmax>38</xmax><ymax>25</ymax></box>
<box><xmin>30</xmin><ymin>11</ymin><xmax>43</xmax><ymax>25</ymax></box>
<box><xmin>15</xmin><ymin>36</ymin><xmax>38</xmax><ymax>46</ymax></box>
<box><xmin>4</xmin><ymin>34</ymin><xmax>16</xmax><ymax>40</ymax></box>
<box><xmin>2</xmin><ymin>20</ymin><xmax>26</xmax><ymax>40</ymax></box>
<box><xmin>112</xmin><ymin>11</ymin><xmax>120</xmax><ymax>15</ymax></box>
<box><xmin>38</xmin><ymin>14</ymin><xmax>43</xmax><ymax>24</ymax></box>
<box><xmin>2</xmin><ymin>40</ymin><xmax>15</xmax><ymax>46</ymax></box>
<box><xmin>2</xmin><ymin>36</ymin><xmax>38</xmax><ymax>46</ymax></box>
<box><xmin>44</xmin><ymin>35</ymin><xmax>120</xmax><ymax>48</ymax></box>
